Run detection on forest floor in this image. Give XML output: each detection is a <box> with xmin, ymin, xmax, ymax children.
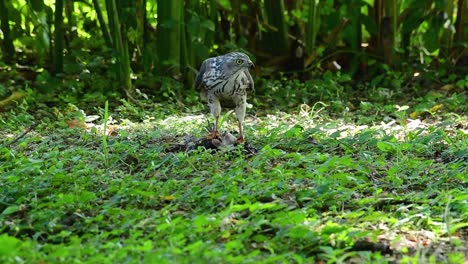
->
<box><xmin>0</xmin><ymin>77</ymin><xmax>467</xmax><ymax>263</ymax></box>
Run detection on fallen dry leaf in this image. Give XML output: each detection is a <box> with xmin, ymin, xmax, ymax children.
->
<box><xmin>66</xmin><ymin>119</ymin><xmax>87</xmax><ymax>129</ymax></box>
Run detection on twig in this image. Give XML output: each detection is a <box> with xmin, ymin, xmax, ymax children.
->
<box><xmin>7</xmin><ymin>122</ymin><xmax>39</xmax><ymax>147</ymax></box>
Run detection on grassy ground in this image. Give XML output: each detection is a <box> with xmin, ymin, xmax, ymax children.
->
<box><xmin>0</xmin><ymin>82</ymin><xmax>467</xmax><ymax>263</ymax></box>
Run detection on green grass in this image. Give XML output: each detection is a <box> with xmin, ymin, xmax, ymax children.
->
<box><xmin>0</xmin><ymin>85</ymin><xmax>467</xmax><ymax>263</ymax></box>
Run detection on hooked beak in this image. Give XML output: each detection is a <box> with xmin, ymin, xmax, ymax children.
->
<box><xmin>248</xmin><ymin>60</ymin><xmax>255</xmax><ymax>69</ymax></box>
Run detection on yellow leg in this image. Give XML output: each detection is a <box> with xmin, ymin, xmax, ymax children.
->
<box><xmin>206</xmin><ymin>116</ymin><xmax>221</xmax><ymax>139</ymax></box>
<box><xmin>236</xmin><ymin>120</ymin><xmax>244</xmax><ymax>143</ymax></box>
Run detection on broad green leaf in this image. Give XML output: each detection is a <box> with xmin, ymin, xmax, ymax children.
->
<box><xmin>201</xmin><ymin>20</ymin><xmax>215</xmax><ymax>31</ymax></box>
<box><xmin>0</xmin><ymin>234</ymin><xmax>20</xmax><ymax>256</ymax></box>
<box><xmin>377</xmin><ymin>141</ymin><xmax>395</xmax><ymax>152</ymax></box>
<box><xmin>1</xmin><ymin>205</ymin><xmax>19</xmax><ymax>216</ymax></box>
<box><xmin>218</xmin><ymin>0</ymin><xmax>231</xmax><ymax>10</ymax></box>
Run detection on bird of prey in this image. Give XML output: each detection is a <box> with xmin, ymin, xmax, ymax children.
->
<box><xmin>195</xmin><ymin>52</ymin><xmax>254</xmax><ymax>143</ymax></box>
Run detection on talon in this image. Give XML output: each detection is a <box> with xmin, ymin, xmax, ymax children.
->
<box><xmin>236</xmin><ymin>136</ymin><xmax>245</xmax><ymax>143</ymax></box>
<box><xmin>206</xmin><ymin>131</ymin><xmax>221</xmax><ymax>140</ymax></box>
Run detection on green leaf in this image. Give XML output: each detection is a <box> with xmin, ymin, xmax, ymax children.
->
<box><xmin>79</xmin><ymin>191</ymin><xmax>96</xmax><ymax>203</ymax></box>
<box><xmin>1</xmin><ymin>205</ymin><xmax>19</xmax><ymax>216</ymax></box>
<box><xmin>0</xmin><ymin>234</ymin><xmax>20</xmax><ymax>256</ymax></box>
<box><xmin>377</xmin><ymin>141</ymin><xmax>395</xmax><ymax>152</ymax></box>
<box><xmin>423</xmin><ymin>27</ymin><xmax>440</xmax><ymax>53</ymax></box>
<box><xmin>218</xmin><ymin>0</ymin><xmax>231</xmax><ymax>10</ymax></box>
<box><xmin>450</xmin><ymin>222</ymin><xmax>468</xmax><ymax>234</ymax></box>
<box><xmin>201</xmin><ymin>20</ymin><xmax>215</xmax><ymax>31</ymax></box>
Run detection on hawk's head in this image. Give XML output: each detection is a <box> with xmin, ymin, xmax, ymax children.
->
<box><xmin>221</xmin><ymin>52</ymin><xmax>254</xmax><ymax>74</ymax></box>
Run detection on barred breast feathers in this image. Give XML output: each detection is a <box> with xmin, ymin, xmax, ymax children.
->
<box><xmin>196</xmin><ymin>52</ymin><xmax>254</xmax><ymax>95</ymax></box>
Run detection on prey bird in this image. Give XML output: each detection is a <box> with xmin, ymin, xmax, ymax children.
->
<box><xmin>195</xmin><ymin>52</ymin><xmax>254</xmax><ymax>143</ymax></box>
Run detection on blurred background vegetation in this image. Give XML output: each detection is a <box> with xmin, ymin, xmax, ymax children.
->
<box><xmin>0</xmin><ymin>0</ymin><xmax>466</xmax><ymax>111</ymax></box>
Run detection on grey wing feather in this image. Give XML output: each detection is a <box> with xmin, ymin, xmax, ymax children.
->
<box><xmin>195</xmin><ymin>59</ymin><xmax>212</xmax><ymax>89</ymax></box>
<box><xmin>244</xmin><ymin>69</ymin><xmax>255</xmax><ymax>92</ymax></box>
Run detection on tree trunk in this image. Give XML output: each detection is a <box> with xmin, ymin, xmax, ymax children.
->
<box><xmin>306</xmin><ymin>0</ymin><xmax>320</xmax><ymax>54</ymax></box>
<box><xmin>454</xmin><ymin>0</ymin><xmax>466</xmax><ymax>46</ymax></box>
<box><xmin>108</xmin><ymin>0</ymin><xmax>132</xmax><ymax>92</ymax></box>
<box><xmin>54</xmin><ymin>0</ymin><xmax>64</xmax><ymax>73</ymax></box>
<box><xmin>0</xmin><ymin>0</ymin><xmax>15</xmax><ymax>63</ymax></box>
<box><xmin>156</xmin><ymin>0</ymin><xmax>183</xmax><ymax>76</ymax></box>
<box><xmin>93</xmin><ymin>0</ymin><xmax>112</xmax><ymax>47</ymax></box>
<box><xmin>264</xmin><ymin>0</ymin><xmax>290</xmax><ymax>55</ymax></box>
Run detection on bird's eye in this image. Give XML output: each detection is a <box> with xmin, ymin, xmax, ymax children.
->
<box><xmin>236</xmin><ymin>59</ymin><xmax>243</xmax><ymax>65</ymax></box>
